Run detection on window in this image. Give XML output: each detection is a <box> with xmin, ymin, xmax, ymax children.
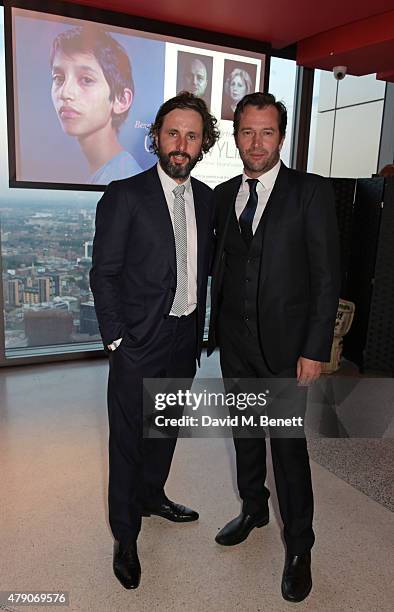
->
<box><xmin>268</xmin><ymin>57</ymin><xmax>297</xmax><ymax>166</ymax></box>
<box><xmin>308</xmin><ymin>69</ymin><xmax>386</xmax><ymax>177</ymax></box>
<box><xmin>0</xmin><ymin>8</ymin><xmax>102</xmax><ymax>357</ymax></box>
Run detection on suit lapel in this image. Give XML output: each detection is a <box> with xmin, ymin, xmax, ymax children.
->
<box><xmin>258</xmin><ymin>162</ymin><xmax>290</xmax><ymax>289</ymax></box>
<box><xmin>217</xmin><ymin>176</ymin><xmax>243</xmax><ymax>259</ymax></box>
<box><xmin>212</xmin><ymin>164</ymin><xmax>289</xmax><ymax>314</ymax></box>
<box><xmin>261</xmin><ymin>162</ymin><xmax>290</xmax><ymax>227</ymax></box>
<box><xmin>216</xmin><ymin>165</ymin><xmax>289</xmax><ymax>261</ymax></box>
<box><xmin>142</xmin><ymin>165</ymin><xmax>176</xmax><ymax>277</ymax></box>
<box><xmin>191</xmin><ymin>178</ymin><xmax>210</xmax><ymax>296</ymax></box>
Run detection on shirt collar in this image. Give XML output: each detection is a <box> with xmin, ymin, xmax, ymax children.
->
<box><xmin>242</xmin><ymin>159</ymin><xmax>281</xmax><ymax>191</ymax></box>
<box><xmin>157</xmin><ymin>162</ymin><xmax>192</xmax><ymax>195</ymax></box>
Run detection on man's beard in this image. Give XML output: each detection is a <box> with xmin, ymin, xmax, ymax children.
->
<box><xmin>241</xmin><ymin>147</ymin><xmax>281</xmax><ymax>176</ymax></box>
<box><xmin>158</xmin><ymin>149</ymin><xmax>201</xmax><ymax>180</ymax></box>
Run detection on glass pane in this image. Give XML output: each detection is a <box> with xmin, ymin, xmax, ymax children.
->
<box><xmin>0</xmin><ymin>8</ymin><xmax>102</xmax><ymax>356</ymax></box>
<box><xmin>268</xmin><ymin>57</ymin><xmax>297</xmax><ymax>166</ymax></box>
<box><xmin>308</xmin><ymin>69</ymin><xmax>385</xmax><ymax>178</ymax></box>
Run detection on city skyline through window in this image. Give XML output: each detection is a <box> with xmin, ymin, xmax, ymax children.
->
<box><xmin>0</xmin><ymin>8</ymin><xmax>103</xmax><ymax>355</ymax></box>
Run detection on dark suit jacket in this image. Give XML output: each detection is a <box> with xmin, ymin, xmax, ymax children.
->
<box><xmin>208</xmin><ymin>162</ymin><xmax>341</xmax><ymax>373</ymax></box>
<box><xmin>90</xmin><ymin>164</ymin><xmax>213</xmax><ymax>361</ymax></box>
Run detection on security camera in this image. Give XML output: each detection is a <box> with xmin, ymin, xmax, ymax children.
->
<box><xmin>333</xmin><ymin>66</ymin><xmax>347</xmax><ymax>80</ymax></box>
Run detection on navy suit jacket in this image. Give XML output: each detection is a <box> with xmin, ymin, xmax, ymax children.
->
<box><xmin>90</xmin><ymin>164</ymin><xmax>213</xmax><ymax>361</ymax></box>
<box><xmin>208</xmin><ymin>163</ymin><xmax>341</xmax><ymax>372</ymax></box>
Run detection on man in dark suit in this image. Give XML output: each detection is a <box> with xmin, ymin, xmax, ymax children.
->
<box><xmin>90</xmin><ymin>92</ymin><xmax>219</xmax><ymax>589</ymax></box>
<box><xmin>208</xmin><ymin>92</ymin><xmax>340</xmax><ymax>602</ymax></box>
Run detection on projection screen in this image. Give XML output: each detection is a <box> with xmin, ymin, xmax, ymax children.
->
<box><xmin>8</xmin><ymin>5</ymin><xmax>266</xmax><ymax>189</ymax></box>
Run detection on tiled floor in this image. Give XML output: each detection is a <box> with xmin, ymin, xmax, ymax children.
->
<box><xmin>1</xmin><ymin>353</ymin><xmax>393</xmax><ymax>611</ymax></box>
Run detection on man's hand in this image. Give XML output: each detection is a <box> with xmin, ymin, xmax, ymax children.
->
<box><xmin>296</xmin><ymin>356</ymin><xmax>322</xmax><ymax>386</ymax></box>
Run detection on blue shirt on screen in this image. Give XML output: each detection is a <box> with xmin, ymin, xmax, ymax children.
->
<box><xmin>90</xmin><ymin>150</ymin><xmax>142</xmax><ymax>185</ymax></box>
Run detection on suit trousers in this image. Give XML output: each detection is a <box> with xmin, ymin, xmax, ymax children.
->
<box><xmin>107</xmin><ymin>312</ymin><xmax>197</xmax><ymax>546</ymax></box>
<box><xmin>218</xmin><ymin>316</ymin><xmax>315</xmax><ymax>554</ymax></box>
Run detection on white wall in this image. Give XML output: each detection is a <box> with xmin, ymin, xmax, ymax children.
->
<box><xmin>308</xmin><ymin>70</ymin><xmax>386</xmax><ymax>178</ymax></box>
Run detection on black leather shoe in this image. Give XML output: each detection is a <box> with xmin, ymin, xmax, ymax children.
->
<box><xmin>215</xmin><ymin>511</ymin><xmax>269</xmax><ymax>546</ymax></box>
<box><xmin>281</xmin><ymin>551</ymin><xmax>312</xmax><ymax>602</ymax></box>
<box><xmin>113</xmin><ymin>541</ymin><xmax>141</xmax><ymax>590</ymax></box>
<box><xmin>142</xmin><ymin>499</ymin><xmax>199</xmax><ymax>522</ymax></box>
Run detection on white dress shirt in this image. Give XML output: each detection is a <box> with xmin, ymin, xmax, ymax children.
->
<box><xmin>107</xmin><ymin>163</ymin><xmax>198</xmax><ymax>350</ymax></box>
<box><xmin>235</xmin><ymin>160</ymin><xmax>281</xmax><ymax>234</ymax></box>
<box><xmin>157</xmin><ymin>162</ymin><xmax>197</xmax><ymax>316</ymax></box>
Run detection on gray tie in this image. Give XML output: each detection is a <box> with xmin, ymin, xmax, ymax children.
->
<box><xmin>171</xmin><ymin>183</ymin><xmax>188</xmax><ymax>316</ymax></box>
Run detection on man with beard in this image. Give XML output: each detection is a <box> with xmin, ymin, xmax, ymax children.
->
<box><xmin>208</xmin><ymin>93</ymin><xmax>340</xmax><ymax>602</ymax></box>
<box><xmin>90</xmin><ymin>92</ymin><xmax>219</xmax><ymax>589</ymax></box>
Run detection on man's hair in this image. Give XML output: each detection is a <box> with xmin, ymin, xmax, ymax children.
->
<box><xmin>50</xmin><ymin>26</ymin><xmax>133</xmax><ymax>129</ymax></box>
<box><xmin>224</xmin><ymin>68</ymin><xmax>253</xmax><ymax>98</ymax></box>
<box><xmin>233</xmin><ymin>92</ymin><xmax>287</xmax><ymax>137</ymax></box>
<box><xmin>149</xmin><ymin>91</ymin><xmax>219</xmax><ymax>160</ymax></box>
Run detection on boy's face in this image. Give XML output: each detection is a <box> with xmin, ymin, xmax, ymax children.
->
<box><xmin>51</xmin><ymin>51</ymin><xmax>116</xmax><ymax>138</ymax></box>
